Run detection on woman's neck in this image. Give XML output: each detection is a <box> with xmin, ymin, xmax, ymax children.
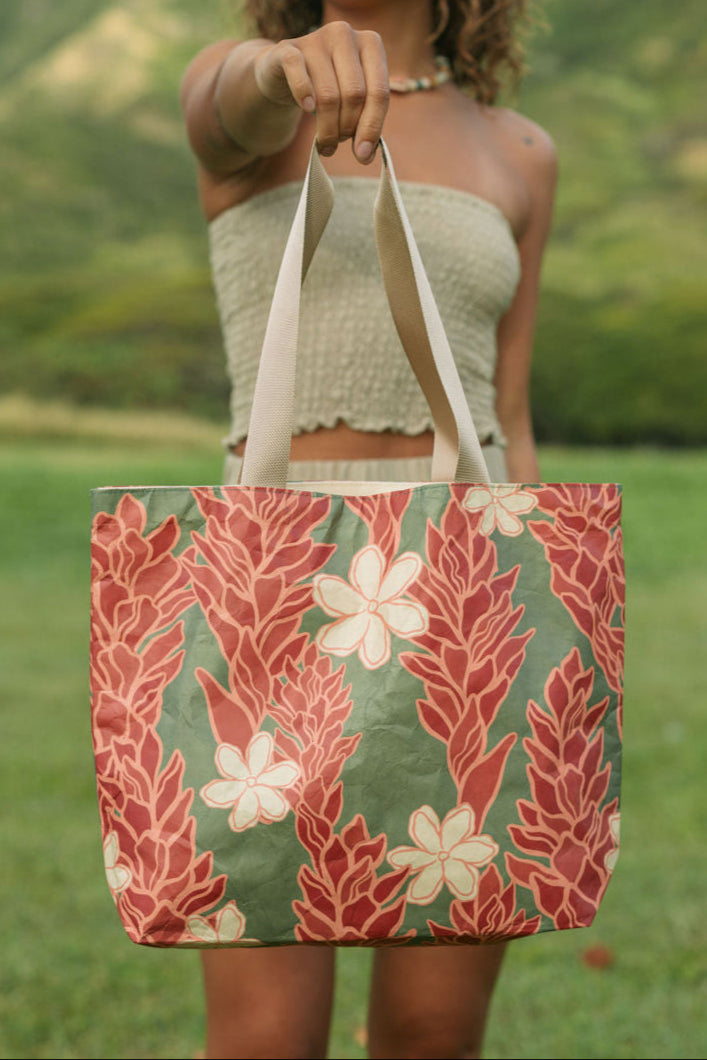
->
<box><xmin>321</xmin><ymin>1</ymin><xmax>438</xmax><ymax>81</ymax></box>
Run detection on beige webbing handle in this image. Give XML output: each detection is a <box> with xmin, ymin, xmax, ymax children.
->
<box><xmin>239</xmin><ymin>139</ymin><xmax>491</xmax><ymax>488</ymax></box>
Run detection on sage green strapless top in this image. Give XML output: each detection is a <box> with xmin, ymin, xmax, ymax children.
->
<box><xmin>208</xmin><ymin>177</ymin><xmax>520</xmax><ymax>450</ymax></box>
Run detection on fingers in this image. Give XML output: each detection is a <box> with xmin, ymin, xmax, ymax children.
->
<box><xmin>330</xmin><ymin>29</ymin><xmax>368</xmax><ymax>154</ymax></box>
<box><xmin>352</xmin><ymin>30</ymin><xmax>389</xmax><ymax>162</ymax></box>
<box><xmin>274</xmin><ymin>43</ymin><xmax>316</xmax><ymax>114</ymax></box>
<box><xmin>256</xmin><ymin>41</ymin><xmax>316</xmax><ymax>112</ymax></box>
<box><xmin>272</xmin><ymin>23</ymin><xmax>390</xmax><ymax>164</ymax></box>
<box><xmin>307</xmin><ymin>49</ymin><xmax>347</xmax><ymax>157</ymax></box>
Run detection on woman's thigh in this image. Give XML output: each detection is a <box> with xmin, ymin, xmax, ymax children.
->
<box><xmin>200</xmin><ymin>945</ymin><xmax>336</xmax><ymax>1059</ymax></box>
<box><xmin>367</xmin><ymin>942</ymin><xmax>507</xmax><ymax>1060</ymax></box>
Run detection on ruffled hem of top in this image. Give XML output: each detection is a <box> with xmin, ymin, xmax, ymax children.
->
<box><xmin>222</xmin><ymin>413</ymin><xmax>507</xmax><ymax>452</ymax></box>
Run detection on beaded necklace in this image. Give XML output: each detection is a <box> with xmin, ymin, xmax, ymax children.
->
<box><xmin>389</xmin><ymin>55</ymin><xmax>452</xmax><ymax>93</ymax></box>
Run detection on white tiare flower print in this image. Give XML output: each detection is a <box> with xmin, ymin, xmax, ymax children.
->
<box><xmin>388</xmin><ymin>804</ymin><xmax>498</xmax><ymax>905</ymax></box>
<box><xmin>313</xmin><ymin>545</ymin><xmax>429</xmax><ymax>669</ymax></box>
<box><xmin>462</xmin><ymin>485</ymin><xmax>538</xmax><ymax>536</ymax></box>
<box><xmin>103</xmin><ymin>830</ymin><xmax>132</xmax><ymax>897</ymax></box>
<box><xmin>200</xmin><ymin>731</ymin><xmax>300</xmax><ymax>832</ymax></box>
<box><xmin>187</xmin><ymin>901</ymin><xmax>246</xmax><ymax>944</ymax></box>
<box><xmin>605</xmin><ymin>812</ymin><xmax>621</xmax><ymax>872</ymax></box>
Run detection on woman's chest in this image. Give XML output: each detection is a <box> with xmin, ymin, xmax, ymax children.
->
<box><xmin>258</xmin><ymin>93</ymin><xmax>530</xmax><ymax>240</ymax></box>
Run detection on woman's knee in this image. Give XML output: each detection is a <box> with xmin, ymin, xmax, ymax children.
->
<box><xmin>201</xmin><ymin>946</ymin><xmax>335</xmax><ymax>1059</ymax></box>
<box><xmin>367</xmin><ymin>1009</ymin><xmax>485</xmax><ymax>1060</ymax></box>
<box><xmin>205</xmin><ymin>1022</ymin><xmax>329</xmax><ymax>1059</ymax></box>
<box><xmin>367</xmin><ymin>1028</ymin><xmax>480</xmax><ymax>1059</ymax></box>
<box><xmin>366</xmin><ymin>943</ymin><xmax>507</xmax><ymax>1059</ymax></box>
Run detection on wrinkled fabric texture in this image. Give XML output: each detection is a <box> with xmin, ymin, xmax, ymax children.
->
<box><xmin>90</xmin><ymin>477</ymin><xmax>624</xmax><ymax>947</ymax></box>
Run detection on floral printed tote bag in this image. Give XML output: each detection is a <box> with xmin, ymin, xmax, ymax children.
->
<box><xmin>90</xmin><ymin>141</ymin><xmax>624</xmax><ymax>948</ymax></box>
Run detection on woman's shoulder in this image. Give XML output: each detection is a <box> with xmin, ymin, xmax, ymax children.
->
<box><xmin>476</xmin><ymin>104</ymin><xmax>558</xmax><ymax>239</ymax></box>
<box><xmin>482</xmin><ymin>105</ymin><xmax>558</xmax><ymax>180</ymax></box>
<box><xmin>481</xmin><ymin>106</ymin><xmax>559</xmax><ymax>193</ymax></box>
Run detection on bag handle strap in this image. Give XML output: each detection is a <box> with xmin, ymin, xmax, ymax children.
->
<box><xmin>239</xmin><ymin>139</ymin><xmax>491</xmax><ymax>488</ymax></box>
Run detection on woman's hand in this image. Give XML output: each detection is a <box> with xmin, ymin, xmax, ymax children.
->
<box><xmin>181</xmin><ymin>24</ymin><xmax>389</xmax><ymax>185</ymax></box>
<box><xmin>252</xmin><ymin>21</ymin><xmax>390</xmax><ymax>163</ymax></box>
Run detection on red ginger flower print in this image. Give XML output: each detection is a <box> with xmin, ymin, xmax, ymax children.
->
<box><xmin>91</xmin><ymin>494</ymin><xmax>193</xmax><ymax>654</ymax></box>
<box><xmin>258</xmin><ymin>643</ymin><xmax>409</xmax><ymax>944</ymax></box>
<box><xmin>184</xmin><ymin>488</ymin><xmax>335</xmax><ymax>750</ymax></box>
<box><xmin>91</xmin><ymin>494</ymin><xmax>227</xmax><ymax>945</ymax></box>
<box><xmin>528</xmin><ymin>485</ymin><xmax>624</xmax><ymax>701</ymax></box>
<box><xmin>94</xmin><ymin>731</ymin><xmax>226</xmax><ymax>946</ymax></box>
<box><xmin>270</xmin><ymin>644</ymin><xmax>361</xmax><ymax>805</ymax></box>
<box><xmin>92</xmin><ymin>622</ymin><xmax>186</xmax><ymax>739</ymax></box>
<box><xmin>344</xmin><ymin>491</ymin><xmax>413</xmax><ymax>565</ymax></box>
<box><xmin>505</xmin><ymin>647</ymin><xmax>619</xmax><ymax>931</ymax></box>
<box><xmin>400</xmin><ymin>491</ymin><xmax>533</xmax><ymax>829</ymax></box>
<box><xmin>184</xmin><ymin>491</ymin><xmax>410</xmax><ymax>944</ymax></box>
<box><xmin>293</xmin><ymin>815</ymin><xmax>411</xmax><ymax>943</ymax></box>
<box><xmin>428</xmin><ymin>863</ymin><xmax>542</xmax><ymax>943</ymax></box>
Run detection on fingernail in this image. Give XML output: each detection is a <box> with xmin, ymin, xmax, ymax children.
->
<box><xmin>301</xmin><ymin>96</ymin><xmax>315</xmax><ymax>113</ymax></box>
<box><xmin>319</xmin><ymin>144</ymin><xmax>336</xmax><ymax>157</ymax></box>
<box><xmin>356</xmin><ymin>141</ymin><xmax>374</xmax><ymax>162</ymax></box>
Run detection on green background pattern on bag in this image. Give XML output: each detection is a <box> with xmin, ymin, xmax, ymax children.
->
<box><xmin>90</xmin><ymin>481</ymin><xmax>623</xmax><ymax>947</ymax></box>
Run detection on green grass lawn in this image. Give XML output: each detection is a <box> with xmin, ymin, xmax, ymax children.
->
<box><xmin>1</xmin><ymin>427</ymin><xmax>705</xmax><ymax>1059</ymax></box>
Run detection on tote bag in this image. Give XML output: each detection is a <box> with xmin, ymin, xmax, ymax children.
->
<box><xmin>90</xmin><ymin>141</ymin><xmax>624</xmax><ymax>948</ymax></box>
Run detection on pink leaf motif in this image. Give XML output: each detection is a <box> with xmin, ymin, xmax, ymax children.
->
<box><xmin>428</xmin><ymin>863</ymin><xmax>542</xmax><ymax>942</ymax></box>
<box><xmin>400</xmin><ymin>490</ymin><xmax>533</xmax><ymax>828</ymax></box>
<box><xmin>272</xmin><ymin>644</ymin><xmax>359</xmax><ymax>799</ymax></box>
<box><xmin>344</xmin><ymin>491</ymin><xmax>413</xmax><ymax>565</ymax></box>
<box><xmin>293</xmin><ymin>815</ymin><xmax>412</xmax><ymax>943</ymax></box>
<box><xmin>264</xmin><ymin>637</ymin><xmax>411</xmax><ymax>945</ymax></box>
<box><xmin>91</xmin><ymin>493</ymin><xmax>227</xmax><ymax>945</ymax></box>
<box><xmin>195</xmin><ymin>668</ymin><xmax>260</xmax><ymax>752</ymax></box>
<box><xmin>505</xmin><ymin>647</ymin><xmax>619</xmax><ymax>930</ymax></box>
<box><xmin>528</xmin><ymin>484</ymin><xmax>625</xmax><ymax>709</ymax></box>
<box><xmin>186</xmin><ymin>488</ymin><xmax>335</xmax><ymax>746</ymax></box>
<box><xmin>97</xmin><ymin>720</ymin><xmax>227</xmax><ymax>945</ymax></box>
<box><xmin>91</xmin><ymin>494</ymin><xmax>194</xmax><ymax>652</ymax></box>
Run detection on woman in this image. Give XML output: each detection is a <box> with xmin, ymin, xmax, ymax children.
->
<box><xmin>180</xmin><ymin>2</ymin><xmax>557</xmax><ymax>1056</ymax></box>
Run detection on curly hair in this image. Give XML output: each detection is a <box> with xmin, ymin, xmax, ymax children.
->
<box><xmin>242</xmin><ymin>1</ymin><xmax>538</xmax><ymax>104</ymax></box>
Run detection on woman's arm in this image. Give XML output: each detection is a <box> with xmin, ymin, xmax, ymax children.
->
<box><xmin>180</xmin><ymin>38</ymin><xmax>301</xmax><ymax>177</ymax></box>
<box><xmin>492</xmin><ymin>112</ymin><xmax>558</xmax><ymax>482</ymax></box>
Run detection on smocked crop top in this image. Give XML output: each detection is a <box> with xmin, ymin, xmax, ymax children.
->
<box><xmin>208</xmin><ymin>177</ymin><xmax>521</xmax><ymax>450</ymax></box>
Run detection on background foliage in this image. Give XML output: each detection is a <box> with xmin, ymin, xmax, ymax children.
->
<box><xmin>1</xmin><ymin>0</ymin><xmax>705</xmax><ymax>443</ymax></box>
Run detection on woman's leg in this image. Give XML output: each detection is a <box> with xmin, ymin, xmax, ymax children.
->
<box><xmin>200</xmin><ymin>945</ymin><xmax>336</xmax><ymax>1059</ymax></box>
<box><xmin>367</xmin><ymin>942</ymin><xmax>507</xmax><ymax>1060</ymax></box>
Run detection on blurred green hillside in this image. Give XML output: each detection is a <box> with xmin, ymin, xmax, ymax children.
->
<box><xmin>1</xmin><ymin>0</ymin><xmax>705</xmax><ymax>443</ymax></box>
